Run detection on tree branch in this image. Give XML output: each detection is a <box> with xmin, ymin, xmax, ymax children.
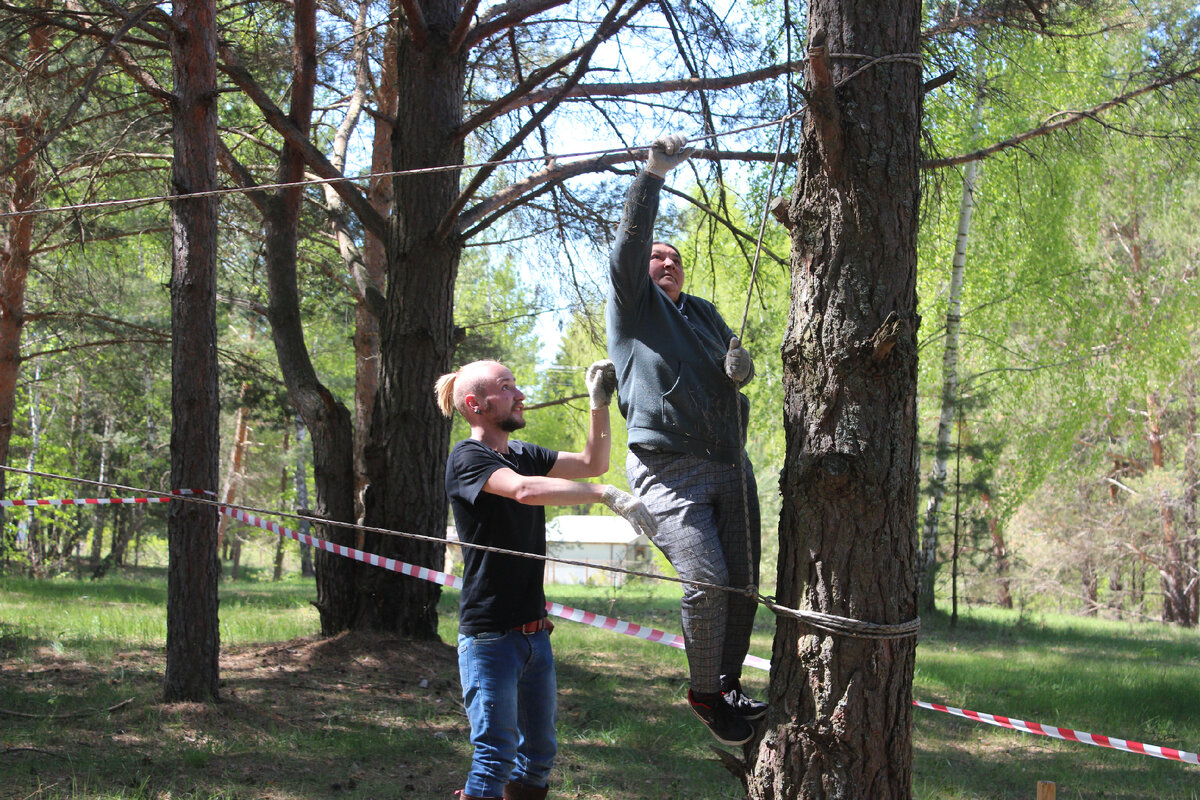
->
<box><xmin>923</xmin><ymin>65</ymin><xmax>1200</xmax><ymax>169</ymax></box>
<box><xmin>448</xmin><ymin>0</ymin><xmax>481</xmax><ymax>54</ymax></box>
<box><xmin>458</xmin><ymin>2</ymin><xmax>650</xmax><ymax>141</ymax></box>
<box><xmin>458</xmin><ymin>147</ymin><xmax>797</xmax><ymax>234</ymax></box>
<box><xmin>0</xmin><ymin>1</ymin><xmax>161</xmax><ymax>179</ymax></box>
<box><xmin>438</xmin><ymin>0</ymin><xmax>651</xmax><ymax>240</ymax></box>
<box><xmin>397</xmin><ymin>0</ymin><xmax>428</xmax><ymax>50</ymax></box>
<box><xmin>465</xmin><ymin>0</ymin><xmax>570</xmax><ymax>50</ymax></box>
<box><xmin>495</xmin><ymin>60</ymin><xmax>806</xmax><ymax>115</ymax></box>
<box><xmin>216</xmin><ymin>44</ymin><xmax>387</xmax><ymax>241</ymax></box>
<box><xmin>27</xmin><ymin>312</ymin><xmax>166</xmax><ymax>339</ymax></box>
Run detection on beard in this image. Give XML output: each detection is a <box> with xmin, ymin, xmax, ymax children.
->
<box><xmin>498</xmin><ymin>413</ymin><xmax>526</xmax><ymax>432</ymax></box>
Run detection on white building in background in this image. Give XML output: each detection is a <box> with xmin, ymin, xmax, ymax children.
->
<box><xmin>544</xmin><ymin>514</ymin><xmax>653</xmax><ymax>586</ymax></box>
<box><xmin>444</xmin><ymin>516</ymin><xmax>654</xmax><ymax>587</ymax></box>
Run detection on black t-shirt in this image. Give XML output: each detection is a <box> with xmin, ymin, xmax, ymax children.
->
<box><xmin>445</xmin><ymin>438</ymin><xmax>559</xmax><ymax>636</ymax></box>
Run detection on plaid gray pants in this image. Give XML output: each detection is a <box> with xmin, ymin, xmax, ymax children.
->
<box><xmin>626</xmin><ymin>447</ymin><xmax>761</xmax><ymax>695</ymax></box>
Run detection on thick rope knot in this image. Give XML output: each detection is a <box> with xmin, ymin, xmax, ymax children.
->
<box><xmin>761</xmin><ymin>597</ymin><xmax>922</xmax><ymax>640</ymax></box>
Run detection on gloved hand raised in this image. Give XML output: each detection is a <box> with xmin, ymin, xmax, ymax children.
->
<box><xmin>601</xmin><ymin>486</ymin><xmax>657</xmax><ymax>538</ymax></box>
<box><xmin>645</xmin><ymin>134</ymin><xmax>691</xmax><ymax>178</ymax></box>
<box><xmin>724</xmin><ymin>337</ymin><xmax>753</xmax><ymax>384</ymax></box>
<box><xmin>585</xmin><ymin>359</ymin><xmax>617</xmax><ymax>409</ymax></box>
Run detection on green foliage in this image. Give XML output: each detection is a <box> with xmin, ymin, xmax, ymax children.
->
<box><xmin>3</xmin><ymin>574</ymin><xmax>1199</xmax><ymax>799</ymax></box>
<box><xmin>915</xmin><ymin>3</ymin><xmax>1200</xmax><ymax>614</ymax></box>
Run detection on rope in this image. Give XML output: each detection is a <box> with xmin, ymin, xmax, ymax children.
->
<box><xmin>0</xmin><ymin>463</ymin><xmax>920</xmax><ymax>641</ymax></box>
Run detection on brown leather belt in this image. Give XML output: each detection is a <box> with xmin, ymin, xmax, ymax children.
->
<box><xmin>512</xmin><ymin>618</ymin><xmax>553</xmax><ymax>634</ymax></box>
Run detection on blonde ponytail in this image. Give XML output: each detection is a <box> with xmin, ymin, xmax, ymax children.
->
<box><xmin>434</xmin><ymin>371</ymin><xmax>458</xmax><ymax>418</ymax></box>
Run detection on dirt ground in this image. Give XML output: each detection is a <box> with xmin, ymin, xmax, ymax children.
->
<box><xmin>2</xmin><ymin>632</ymin><xmax>474</xmax><ymax>799</ymax></box>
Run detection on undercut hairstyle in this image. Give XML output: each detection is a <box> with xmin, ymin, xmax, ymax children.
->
<box><xmin>433</xmin><ymin>360</ymin><xmax>506</xmax><ymax>418</ymax></box>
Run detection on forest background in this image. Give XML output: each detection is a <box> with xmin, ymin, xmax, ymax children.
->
<box><xmin>0</xmin><ymin>0</ymin><xmax>1197</xmax><ymax>631</ymax></box>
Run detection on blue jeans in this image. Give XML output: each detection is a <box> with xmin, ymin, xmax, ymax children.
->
<box><xmin>457</xmin><ymin>629</ymin><xmax>557</xmax><ymax>797</ymax></box>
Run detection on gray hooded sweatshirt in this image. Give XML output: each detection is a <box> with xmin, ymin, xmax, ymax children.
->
<box><xmin>606</xmin><ymin>171</ymin><xmax>751</xmax><ymax>465</ymax></box>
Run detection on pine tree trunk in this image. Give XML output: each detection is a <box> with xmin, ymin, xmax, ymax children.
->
<box><xmin>89</xmin><ymin>414</ymin><xmax>113</xmax><ymax>568</ymax></box>
<box><xmin>0</xmin><ymin>10</ymin><xmax>47</xmax><ymax>509</ymax></box>
<box><xmin>262</xmin><ymin>0</ymin><xmax>360</xmax><ymax>634</ymax></box>
<box><xmin>352</xmin><ymin>8</ymin><xmax>394</xmax><ymax>529</ymax></box>
<box><xmin>359</xmin><ymin>1</ymin><xmax>464</xmax><ymax>638</ymax></box>
<box><xmin>1147</xmin><ymin>391</ymin><xmax>1188</xmax><ymax>623</ymax></box>
<box><xmin>749</xmin><ymin>3</ymin><xmax>922</xmax><ymax>797</ymax></box>
<box><xmin>164</xmin><ymin>0</ymin><xmax>222</xmax><ymax>703</ymax></box>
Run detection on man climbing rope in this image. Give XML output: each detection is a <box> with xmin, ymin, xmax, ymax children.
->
<box><xmin>606</xmin><ymin>133</ymin><xmax>767</xmax><ymax>747</ymax></box>
<box><xmin>437</xmin><ymin>358</ymin><xmax>656</xmax><ymax>800</ymax></box>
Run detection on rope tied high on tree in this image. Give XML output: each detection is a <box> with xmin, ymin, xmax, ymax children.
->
<box><xmin>0</xmin><ymin>464</ymin><xmax>921</xmax><ymax>641</ymax></box>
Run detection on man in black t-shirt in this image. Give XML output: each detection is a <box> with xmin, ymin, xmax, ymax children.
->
<box><xmin>436</xmin><ymin>359</ymin><xmax>654</xmax><ymax>800</ymax></box>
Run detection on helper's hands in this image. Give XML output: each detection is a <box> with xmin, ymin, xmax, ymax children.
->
<box><xmin>724</xmin><ymin>337</ymin><xmax>753</xmax><ymax>384</ymax></box>
<box><xmin>645</xmin><ymin>134</ymin><xmax>691</xmax><ymax>178</ymax></box>
<box><xmin>585</xmin><ymin>359</ymin><xmax>618</xmax><ymax>409</ymax></box>
<box><xmin>601</xmin><ymin>486</ymin><xmax>657</xmax><ymax>538</ymax></box>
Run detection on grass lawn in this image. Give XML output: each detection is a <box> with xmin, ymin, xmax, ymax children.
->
<box><xmin>1</xmin><ymin>569</ymin><xmax>1198</xmax><ymax>799</ymax></box>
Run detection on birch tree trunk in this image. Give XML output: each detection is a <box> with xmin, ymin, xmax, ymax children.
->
<box><xmin>917</xmin><ymin>156</ymin><xmax>978</xmax><ymax>613</ymax></box>
<box><xmin>164</xmin><ymin>0</ymin><xmax>221</xmax><ymax>703</ymax></box>
<box><xmin>749</xmin><ymin>2</ymin><xmax>922</xmax><ymax>796</ymax></box>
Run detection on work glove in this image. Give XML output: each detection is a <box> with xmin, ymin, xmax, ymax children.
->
<box><xmin>585</xmin><ymin>359</ymin><xmax>618</xmax><ymax>409</ymax></box>
<box><xmin>645</xmin><ymin>133</ymin><xmax>691</xmax><ymax>178</ymax></box>
<box><xmin>601</xmin><ymin>486</ymin><xmax>658</xmax><ymax>538</ymax></box>
<box><xmin>724</xmin><ymin>337</ymin><xmax>753</xmax><ymax>384</ymax></box>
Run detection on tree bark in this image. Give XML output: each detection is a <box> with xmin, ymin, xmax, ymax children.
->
<box><xmin>917</xmin><ymin>156</ymin><xmax>978</xmax><ymax>613</ymax></box>
<box><xmin>0</xmin><ymin>8</ymin><xmax>48</xmax><ymax>510</ymax></box>
<box><xmin>1184</xmin><ymin>369</ymin><xmax>1198</xmax><ymax>626</ymax></box>
<box><xmin>294</xmin><ymin>417</ymin><xmax>314</xmax><ymax>577</ymax></box>
<box><xmin>981</xmin><ymin>491</ymin><xmax>1013</xmax><ymax>608</ymax></box>
<box><xmin>262</xmin><ymin>0</ymin><xmax>360</xmax><ymax>634</ymax></box>
<box><xmin>318</xmin><ymin>0</ymin><xmax>392</xmax><ymax>527</ymax></box>
<box><xmin>164</xmin><ymin>0</ymin><xmax>221</xmax><ymax>703</ymax></box>
<box><xmin>1147</xmin><ymin>392</ymin><xmax>1190</xmax><ymax>624</ymax></box>
<box><xmin>89</xmin><ymin>414</ymin><xmax>113</xmax><ymax>568</ymax></box>
<box><xmin>749</xmin><ymin>3</ymin><xmax>922</xmax><ymax>797</ymax></box>
<box><xmin>359</xmin><ymin>0</ymin><xmax>466</xmax><ymax>638</ymax></box>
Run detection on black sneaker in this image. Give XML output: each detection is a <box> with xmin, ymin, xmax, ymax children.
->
<box><xmin>721</xmin><ymin>677</ymin><xmax>768</xmax><ymax>720</ymax></box>
<box><xmin>688</xmin><ymin>689</ymin><xmax>754</xmax><ymax>745</ymax></box>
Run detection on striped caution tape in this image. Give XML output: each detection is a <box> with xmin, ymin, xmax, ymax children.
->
<box><xmin>914</xmin><ymin>700</ymin><xmax>1200</xmax><ymax>765</ymax></box>
<box><xmin>0</xmin><ymin>489</ymin><xmax>209</xmax><ymax>507</ymax></box>
<box><xmin>546</xmin><ymin>602</ymin><xmax>773</xmax><ymax>672</ymax></box>
<box><xmin>217</xmin><ymin>505</ymin><xmax>774</xmax><ymax>673</ymax></box>
<box><xmin>14</xmin><ymin>489</ymin><xmax>1196</xmax><ymax>766</ymax></box>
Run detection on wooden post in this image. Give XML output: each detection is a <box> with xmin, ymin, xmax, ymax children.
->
<box><xmin>1037</xmin><ymin>781</ymin><xmax>1056</xmax><ymax>800</ymax></box>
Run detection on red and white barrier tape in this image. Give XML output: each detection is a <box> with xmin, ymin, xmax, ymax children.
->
<box><xmin>13</xmin><ymin>492</ymin><xmax>1196</xmax><ymax>766</ymax></box>
<box><xmin>914</xmin><ymin>700</ymin><xmax>1199</xmax><ymax>765</ymax></box>
<box><xmin>239</xmin><ymin>505</ymin><xmax>1191</xmax><ymax>766</ymax></box>
<box><xmin>1</xmin><ymin>490</ymin><xmax>208</xmax><ymax>507</ymax></box>
<box><xmin>218</xmin><ymin>505</ymin><xmax>773</xmax><ymax>672</ymax></box>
